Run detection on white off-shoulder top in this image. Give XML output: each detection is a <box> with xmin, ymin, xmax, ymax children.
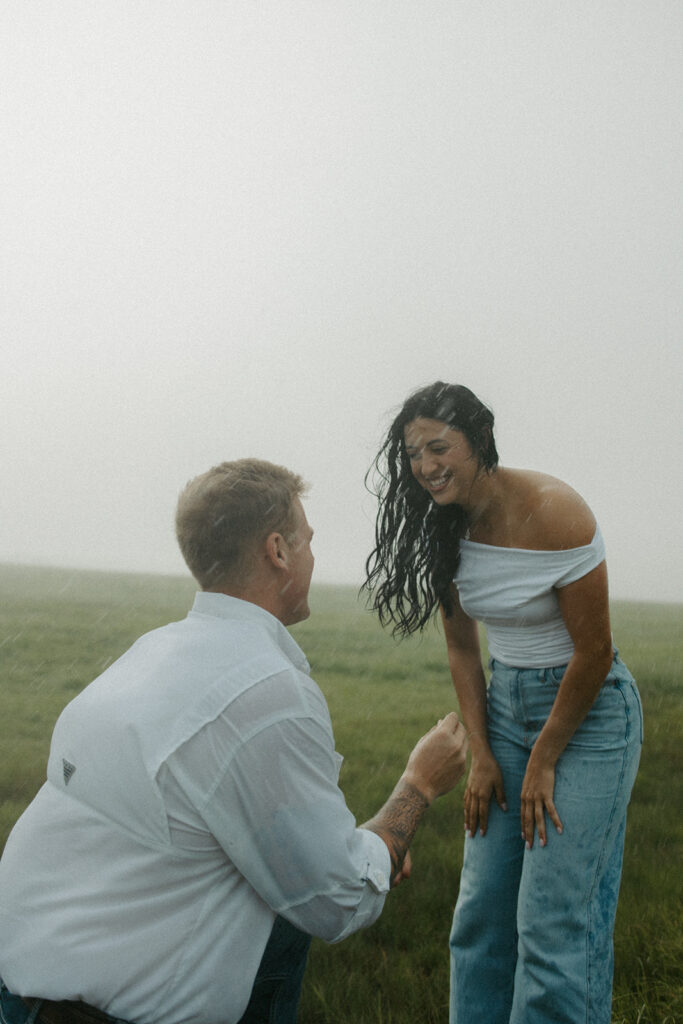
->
<box><xmin>454</xmin><ymin>526</ymin><xmax>606</xmax><ymax>668</ymax></box>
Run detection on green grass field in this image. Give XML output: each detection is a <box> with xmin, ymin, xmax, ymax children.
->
<box><xmin>1</xmin><ymin>564</ymin><xmax>681</xmax><ymax>1022</ymax></box>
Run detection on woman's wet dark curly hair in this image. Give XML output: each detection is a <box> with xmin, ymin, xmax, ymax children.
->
<box><xmin>363</xmin><ymin>382</ymin><xmax>498</xmax><ymax>637</ymax></box>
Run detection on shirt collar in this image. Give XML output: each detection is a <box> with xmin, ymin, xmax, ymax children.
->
<box><xmin>190</xmin><ymin>591</ymin><xmax>310</xmax><ymax>675</ymax></box>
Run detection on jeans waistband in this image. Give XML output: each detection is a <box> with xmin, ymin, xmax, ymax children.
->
<box><xmin>489</xmin><ymin>651</ymin><xmax>634</xmax><ymax>686</ymax></box>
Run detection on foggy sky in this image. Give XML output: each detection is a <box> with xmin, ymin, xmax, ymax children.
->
<box><xmin>2</xmin><ymin>1</ymin><xmax>682</xmax><ymax>603</ymax></box>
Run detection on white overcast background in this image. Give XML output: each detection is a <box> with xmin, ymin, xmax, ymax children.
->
<box><xmin>2</xmin><ymin>1</ymin><xmax>681</xmax><ymax>603</ymax></box>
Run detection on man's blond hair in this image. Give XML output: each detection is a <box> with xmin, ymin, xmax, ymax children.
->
<box><xmin>175</xmin><ymin>458</ymin><xmax>307</xmax><ymax>590</ymax></box>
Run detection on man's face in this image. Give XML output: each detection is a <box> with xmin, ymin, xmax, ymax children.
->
<box><xmin>281</xmin><ymin>498</ymin><xmax>315</xmax><ymax>625</ymax></box>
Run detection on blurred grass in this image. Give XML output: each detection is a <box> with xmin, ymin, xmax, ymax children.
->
<box><xmin>0</xmin><ymin>564</ymin><xmax>681</xmax><ymax>1022</ymax></box>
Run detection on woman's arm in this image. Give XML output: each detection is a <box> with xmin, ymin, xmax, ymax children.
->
<box><xmin>521</xmin><ymin>560</ymin><xmax>614</xmax><ymax>848</ymax></box>
<box><xmin>441</xmin><ymin>587</ymin><xmax>507</xmax><ymax>837</ymax></box>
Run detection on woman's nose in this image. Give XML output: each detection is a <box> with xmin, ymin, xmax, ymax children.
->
<box><xmin>420</xmin><ymin>450</ymin><xmax>438</xmax><ymax>475</ymax></box>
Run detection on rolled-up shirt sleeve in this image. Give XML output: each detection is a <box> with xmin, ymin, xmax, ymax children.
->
<box><xmin>165</xmin><ymin>670</ymin><xmax>391</xmax><ymax>943</ymax></box>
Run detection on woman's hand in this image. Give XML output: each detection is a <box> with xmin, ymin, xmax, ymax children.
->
<box><xmin>520</xmin><ymin>753</ymin><xmax>563</xmax><ymax>848</ymax></box>
<box><xmin>464</xmin><ymin>748</ymin><xmax>507</xmax><ymax>837</ymax></box>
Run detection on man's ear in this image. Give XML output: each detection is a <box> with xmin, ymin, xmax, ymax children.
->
<box><xmin>264</xmin><ymin>531</ymin><xmax>288</xmax><ymax>570</ymax></box>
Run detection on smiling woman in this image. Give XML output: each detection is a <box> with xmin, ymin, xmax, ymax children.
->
<box><xmin>364</xmin><ymin>380</ymin><xmax>643</xmax><ymax>1024</ymax></box>
<box><xmin>364</xmin><ymin>383</ymin><xmax>499</xmax><ymax>636</ymax></box>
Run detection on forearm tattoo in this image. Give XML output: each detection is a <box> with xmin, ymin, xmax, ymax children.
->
<box><xmin>362</xmin><ymin>779</ymin><xmax>429</xmax><ymax>878</ymax></box>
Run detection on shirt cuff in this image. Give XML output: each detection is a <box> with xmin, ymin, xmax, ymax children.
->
<box><xmin>358</xmin><ymin>828</ymin><xmax>392</xmax><ymax>894</ymax></box>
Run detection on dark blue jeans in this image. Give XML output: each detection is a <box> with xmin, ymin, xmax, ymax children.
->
<box><xmin>237</xmin><ymin>916</ymin><xmax>312</xmax><ymax>1024</ymax></box>
<box><xmin>1</xmin><ymin>916</ymin><xmax>312</xmax><ymax>1024</ymax></box>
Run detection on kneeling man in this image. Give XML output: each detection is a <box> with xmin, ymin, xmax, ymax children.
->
<box><xmin>0</xmin><ymin>459</ymin><xmax>467</xmax><ymax>1024</ymax></box>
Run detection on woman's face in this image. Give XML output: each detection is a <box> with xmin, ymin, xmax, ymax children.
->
<box><xmin>403</xmin><ymin>417</ymin><xmax>480</xmax><ymax>506</ymax></box>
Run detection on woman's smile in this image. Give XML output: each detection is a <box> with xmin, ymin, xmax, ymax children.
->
<box><xmin>423</xmin><ymin>471</ymin><xmax>452</xmax><ymax>494</ymax></box>
<box><xmin>404</xmin><ymin>417</ymin><xmax>480</xmax><ymax>505</ymax></box>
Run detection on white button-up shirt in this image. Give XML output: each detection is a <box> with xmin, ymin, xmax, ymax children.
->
<box><xmin>0</xmin><ymin>593</ymin><xmax>390</xmax><ymax>1024</ymax></box>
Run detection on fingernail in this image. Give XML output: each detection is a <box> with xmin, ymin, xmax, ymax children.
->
<box><xmin>479</xmin><ymin>828</ymin><xmax>484</xmax><ymax>836</ymax></box>
<box><xmin>502</xmin><ymin>803</ymin><xmax>508</xmax><ymax>812</ymax></box>
<box><xmin>525</xmin><ymin>840</ymin><xmax>531</xmax><ymax>850</ymax></box>
<box><xmin>557</xmin><ymin>827</ymin><xmax>563</xmax><ymax>835</ymax></box>
<box><xmin>540</xmin><ymin>838</ymin><xmax>546</xmax><ymax>847</ymax></box>
<box><xmin>465</xmin><ymin>829</ymin><xmax>472</xmax><ymax>838</ymax></box>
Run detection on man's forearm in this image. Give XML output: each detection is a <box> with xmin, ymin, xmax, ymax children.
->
<box><xmin>360</xmin><ymin>778</ymin><xmax>430</xmax><ymax>878</ymax></box>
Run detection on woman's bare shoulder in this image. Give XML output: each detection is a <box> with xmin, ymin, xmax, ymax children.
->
<box><xmin>505</xmin><ymin>469</ymin><xmax>596</xmax><ymax>550</ymax></box>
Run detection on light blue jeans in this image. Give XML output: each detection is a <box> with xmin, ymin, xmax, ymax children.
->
<box><xmin>449</xmin><ymin>654</ymin><xmax>642</xmax><ymax>1024</ymax></box>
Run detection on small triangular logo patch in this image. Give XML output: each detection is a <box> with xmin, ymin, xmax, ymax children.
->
<box><xmin>62</xmin><ymin>759</ymin><xmax>76</xmax><ymax>785</ymax></box>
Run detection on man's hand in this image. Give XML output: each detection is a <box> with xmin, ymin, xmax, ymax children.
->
<box><xmin>362</xmin><ymin>713</ymin><xmax>468</xmax><ymax>881</ymax></box>
<box><xmin>391</xmin><ymin>849</ymin><xmax>412</xmax><ymax>887</ymax></box>
<box><xmin>402</xmin><ymin>712</ymin><xmax>468</xmax><ymax>804</ymax></box>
